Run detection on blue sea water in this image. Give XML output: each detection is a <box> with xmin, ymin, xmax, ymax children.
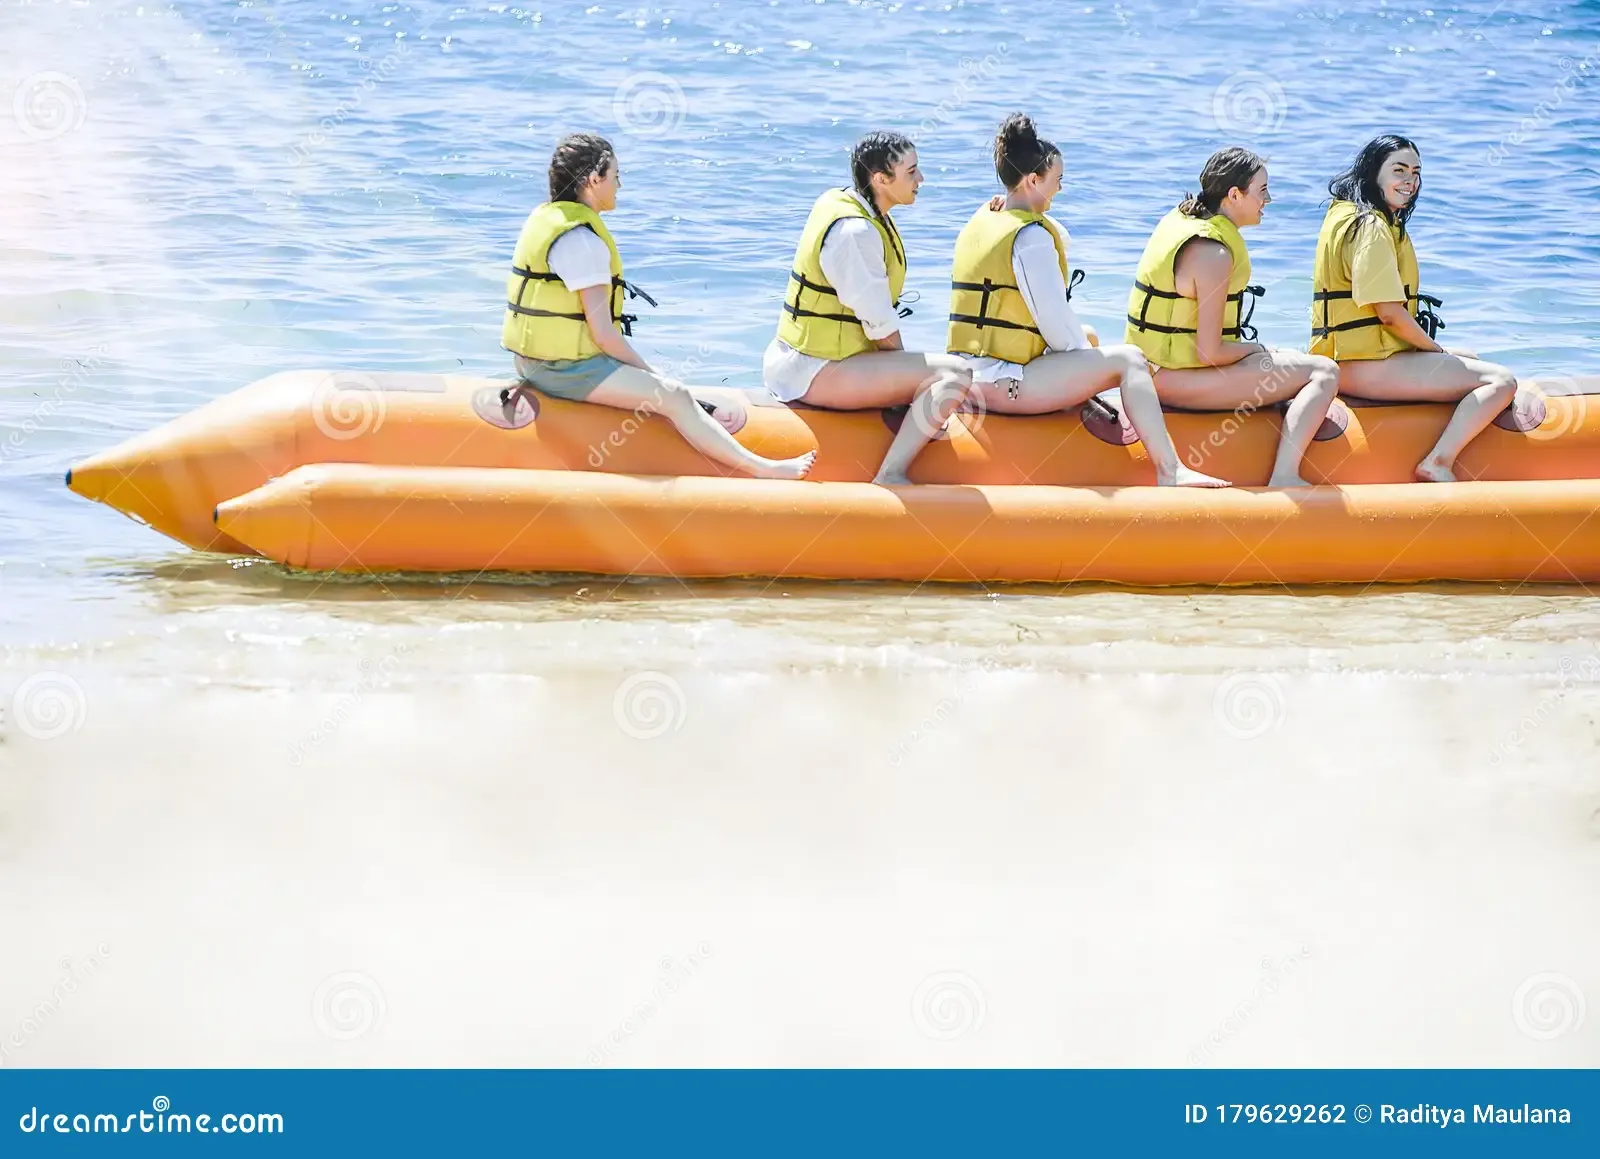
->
<box><xmin>2</xmin><ymin>0</ymin><xmax>1599</xmax><ymax>650</ymax></box>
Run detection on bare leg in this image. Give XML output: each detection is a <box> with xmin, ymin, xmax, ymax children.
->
<box><xmin>800</xmin><ymin>351</ymin><xmax>974</xmax><ymax>485</ymax></box>
<box><xmin>588</xmin><ymin>365</ymin><xmax>815</xmax><ymax>480</ymax></box>
<box><xmin>972</xmin><ymin>346</ymin><xmax>1228</xmax><ymax>487</ymax></box>
<box><xmin>1152</xmin><ymin>350</ymin><xmax>1339</xmax><ymax>487</ymax></box>
<box><xmin>1336</xmin><ymin>352</ymin><xmax>1517</xmax><ymax>482</ymax></box>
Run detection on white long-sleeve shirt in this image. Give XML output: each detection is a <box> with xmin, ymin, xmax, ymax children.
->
<box><xmin>763</xmin><ymin>188</ymin><xmax>903</xmax><ymax>401</ymax></box>
<box><xmin>957</xmin><ymin>217</ymin><xmax>1089</xmax><ymax>385</ymax></box>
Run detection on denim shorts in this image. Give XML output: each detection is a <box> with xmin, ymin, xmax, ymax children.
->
<box><xmin>512</xmin><ymin>353</ymin><xmax>624</xmax><ymax>401</ymax></box>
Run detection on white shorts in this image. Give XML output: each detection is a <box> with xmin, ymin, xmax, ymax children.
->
<box><xmin>954</xmin><ymin>351</ymin><xmax>1028</xmax><ymax>387</ymax></box>
<box><xmin>762</xmin><ymin>338</ymin><xmax>831</xmax><ymax>403</ymax></box>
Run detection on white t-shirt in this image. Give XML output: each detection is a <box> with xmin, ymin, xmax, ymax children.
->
<box><xmin>546</xmin><ymin>227</ymin><xmax>613</xmax><ymax>293</ymax></box>
<box><xmin>763</xmin><ymin>189</ymin><xmax>904</xmax><ymax>402</ymax></box>
<box><xmin>956</xmin><ymin>217</ymin><xmax>1090</xmax><ymax>384</ymax></box>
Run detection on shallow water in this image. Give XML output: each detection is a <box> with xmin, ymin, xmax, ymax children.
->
<box><xmin>2</xmin><ymin>0</ymin><xmax>1598</xmax><ymax>1065</ymax></box>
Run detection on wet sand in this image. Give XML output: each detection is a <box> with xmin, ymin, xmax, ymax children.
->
<box><xmin>3</xmin><ymin>665</ymin><xmax>1596</xmax><ymax>1067</ymax></box>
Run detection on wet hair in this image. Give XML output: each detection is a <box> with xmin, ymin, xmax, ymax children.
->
<box><xmin>849</xmin><ymin>130</ymin><xmax>916</xmax><ymax>230</ymax></box>
<box><xmin>1327</xmin><ymin>134</ymin><xmax>1421</xmax><ymax>239</ymax></box>
<box><xmin>994</xmin><ymin>113</ymin><xmax>1061</xmax><ymax>190</ymax></box>
<box><xmin>548</xmin><ymin>133</ymin><xmax>616</xmax><ymax>203</ymax></box>
<box><xmin>1178</xmin><ymin>147</ymin><xmax>1266</xmax><ymax>217</ymax></box>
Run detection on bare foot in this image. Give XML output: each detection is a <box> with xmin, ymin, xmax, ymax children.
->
<box><xmin>1414</xmin><ymin>456</ymin><xmax>1456</xmax><ymax>483</ymax></box>
<box><xmin>1160</xmin><ymin>465</ymin><xmax>1231</xmax><ymax>488</ymax></box>
<box><xmin>872</xmin><ymin>468</ymin><xmax>912</xmax><ymax>486</ymax></box>
<box><xmin>1267</xmin><ymin>472</ymin><xmax>1312</xmax><ymax>488</ymax></box>
<box><xmin>751</xmin><ymin>451</ymin><xmax>816</xmax><ymax>481</ymax></box>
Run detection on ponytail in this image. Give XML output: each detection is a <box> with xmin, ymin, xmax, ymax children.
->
<box><xmin>993</xmin><ymin>113</ymin><xmax>1061</xmax><ymax>190</ymax></box>
<box><xmin>1178</xmin><ymin>146</ymin><xmax>1265</xmax><ymax>218</ymax></box>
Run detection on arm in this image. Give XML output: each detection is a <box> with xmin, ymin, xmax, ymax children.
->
<box><xmin>578</xmin><ymin>286</ymin><xmax>651</xmax><ymax>370</ymax></box>
<box><xmin>550</xmin><ymin>228</ymin><xmax>653</xmax><ymax>371</ymax></box>
<box><xmin>1013</xmin><ymin>222</ymin><xmax>1088</xmax><ymax>352</ymax></box>
<box><xmin>1178</xmin><ymin>240</ymin><xmax>1262</xmax><ymax>367</ymax></box>
<box><xmin>1350</xmin><ymin>217</ymin><xmax>1440</xmax><ymax>352</ymax></box>
<box><xmin>819</xmin><ymin>219</ymin><xmax>902</xmax><ymax>350</ymax></box>
<box><xmin>1372</xmin><ymin>301</ymin><xmax>1443</xmax><ymax>353</ymax></box>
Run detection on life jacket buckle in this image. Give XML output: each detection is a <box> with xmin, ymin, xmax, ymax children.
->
<box><xmin>1414</xmin><ymin>293</ymin><xmax>1446</xmax><ymax>340</ymax></box>
<box><xmin>1236</xmin><ymin>284</ymin><xmax>1266</xmax><ymax>342</ymax></box>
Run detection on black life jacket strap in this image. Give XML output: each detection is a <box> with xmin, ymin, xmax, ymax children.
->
<box><xmin>508</xmin><ymin>266</ymin><xmax>655</xmax><ymax>337</ymax></box>
<box><xmin>1236</xmin><ymin>284</ymin><xmax>1265</xmax><ymax>342</ymax></box>
<box><xmin>1309</xmin><ymin>287</ymin><xmax>1446</xmax><ymax>340</ymax></box>
<box><xmin>949</xmin><ymin>276</ymin><xmax>1041</xmax><ymax>333</ymax></box>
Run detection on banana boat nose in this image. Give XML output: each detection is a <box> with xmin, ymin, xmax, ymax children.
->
<box><xmin>61</xmin><ymin>371</ymin><xmax>311</xmax><ymax>552</ymax></box>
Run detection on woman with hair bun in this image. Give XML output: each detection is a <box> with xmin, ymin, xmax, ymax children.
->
<box><xmin>1312</xmin><ymin>135</ymin><xmax>1515</xmax><ymax>482</ymax></box>
<box><xmin>765</xmin><ymin>131</ymin><xmax>973</xmax><ymax>485</ymax></box>
<box><xmin>504</xmin><ymin>132</ymin><xmax>815</xmax><ymax>480</ymax></box>
<box><xmin>1126</xmin><ymin>148</ymin><xmax>1339</xmax><ymax>488</ymax></box>
<box><xmin>947</xmin><ymin>114</ymin><xmax>1227</xmax><ymax>487</ymax></box>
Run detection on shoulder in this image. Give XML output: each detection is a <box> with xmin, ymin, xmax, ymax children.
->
<box><xmin>823</xmin><ymin>215</ymin><xmax>876</xmax><ymax>249</ymax></box>
<box><xmin>1176</xmin><ymin>235</ymin><xmax>1232</xmax><ymax>270</ymax></box>
<box><xmin>1014</xmin><ymin>220</ymin><xmax>1064</xmax><ymax>258</ymax></box>
<box><xmin>551</xmin><ymin>224</ymin><xmax>607</xmax><ymax>253</ymax></box>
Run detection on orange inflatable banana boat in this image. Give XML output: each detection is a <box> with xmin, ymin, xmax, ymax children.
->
<box><xmin>214</xmin><ymin>466</ymin><xmax>1600</xmax><ymax>585</ymax></box>
<box><xmin>67</xmin><ymin>369</ymin><xmax>1600</xmax><ymax>584</ymax></box>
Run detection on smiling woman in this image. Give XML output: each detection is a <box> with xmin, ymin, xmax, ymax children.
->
<box><xmin>1311</xmin><ymin>135</ymin><xmax>1520</xmax><ymax>482</ymax></box>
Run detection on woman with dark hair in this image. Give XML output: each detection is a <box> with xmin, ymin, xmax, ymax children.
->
<box><xmin>765</xmin><ymin>131</ymin><xmax>973</xmax><ymax>485</ymax></box>
<box><xmin>947</xmin><ymin>114</ymin><xmax>1227</xmax><ymax>487</ymax></box>
<box><xmin>1312</xmin><ymin>136</ymin><xmax>1516</xmax><ymax>482</ymax></box>
<box><xmin>1126</xmin><ymin>149</ymin><xmax>1339</xmax><ymax>488</ymax></box>
<box><xmin>504</xmin><ymin>133</ymin><xmax>815</xmax><ymax>480</ymax></box>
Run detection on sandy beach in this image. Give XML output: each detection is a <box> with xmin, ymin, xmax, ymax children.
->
<box><xmin>4</xmin><ymin>652</ymin><xmax>1596</xmax><ymax>1067</ymax></box>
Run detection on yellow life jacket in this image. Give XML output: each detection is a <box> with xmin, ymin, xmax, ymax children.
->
<box><xmin>777</xmin><ymin>188</ymin><xmax>908</xmax><ymax>361</ymax></box>
<box><xmin>1309</xmin><ymin>199</ymin><xmax>1443</xmax><ymax>361</ymax></box>
<box><xmin>1124</xmin><ymin>208</ymin><xmax>1263</xmax><ymax>370</ymax></box>
<box><xmin>502</xmin><ymin>201</ymin><xmax>654</xmax><ymax>361</ymax></box>
<box><xmin>946</xmin><ymin>205</ymin><xmax>1083</xmax><ymax>365</ymax></box>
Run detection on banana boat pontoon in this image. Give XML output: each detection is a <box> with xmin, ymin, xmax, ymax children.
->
<box><xmin>65</xmin><ymin>370</ymin><xmax>1600</xmax><ymax>585</ymax></box>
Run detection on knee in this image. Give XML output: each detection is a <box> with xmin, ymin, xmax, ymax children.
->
<box><xmin>654</xmin><ymin>379</ymin><xmax>697</xmax><ymax>416</ymax></box>
<box><xmin>1307</xmin><ymin>355</ymin><xmax>1340</xmax><ymax>393</ymax></box>
<box><xmin>1108</xmin><ymin>345</ymin><xmax>1149</xmax><ymax>376</ymax></box>
<box><xmin>929</xmin><ymin>368</ymin><xmax>972</xmax><ymax>405</ymax></box>
<box><xmin>1484</xmin><ymin>365</ymin><xmax>1517</xmax><ymax>402</ymax></box>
